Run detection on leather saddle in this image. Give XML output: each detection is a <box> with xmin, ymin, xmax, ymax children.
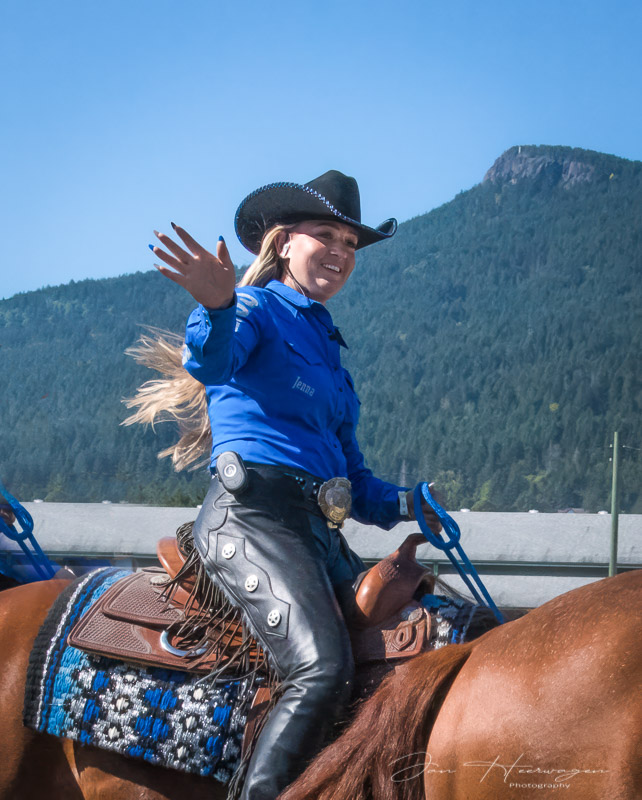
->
<box><xmin>68</xmin><ymin>533</ymin><xmax>437</xmax><ymax>674</ymax></box>
<box><xmin>67</xmin><ymin>532</ymin><xmax>439</xmax><ymax>759</ymax></box>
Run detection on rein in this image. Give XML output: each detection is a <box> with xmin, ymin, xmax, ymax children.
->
<box><xmin>413</xmin><ymin>482</ymin><xmax>505</xmax><ymax>624</ymax></box>
<box><xmin>0</xmin><ymin>477</ymin><xmax>57</xmax><ymax>581</ymax></box>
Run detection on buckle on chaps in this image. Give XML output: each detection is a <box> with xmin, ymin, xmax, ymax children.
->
<box><xmin>317</xmin><ymin>477</ymin><xmax>352</xmax><ymax>528</ymax></box>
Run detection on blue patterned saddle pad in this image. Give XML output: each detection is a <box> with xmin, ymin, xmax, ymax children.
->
<box><xmin>23</xmin><ymin>568</ymin><xmax>258</xmax><ymax>783</ymax></box>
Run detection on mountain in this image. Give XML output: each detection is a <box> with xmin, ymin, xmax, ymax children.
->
<box><xmin>2</xmin><ymin>145</ymin><xmax>641</xmax><ymax>511</ymax></box>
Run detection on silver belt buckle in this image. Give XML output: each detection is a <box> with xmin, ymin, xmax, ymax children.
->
<box><xmin>317</xmin><ymin>477</ymin><xmax>352</xmax><ymax>528</ymax></box>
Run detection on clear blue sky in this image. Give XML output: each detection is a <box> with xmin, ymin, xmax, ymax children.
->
<box><xmin>2</xmin><ymin>0</ymin><xmax>640</xmax><ymax>299</ymax></box>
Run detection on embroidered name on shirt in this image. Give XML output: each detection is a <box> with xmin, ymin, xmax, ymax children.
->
<box><xmin>292</xmin><ymin>376</ymin><xmax>315</xmax><ymax>397</ymax></box>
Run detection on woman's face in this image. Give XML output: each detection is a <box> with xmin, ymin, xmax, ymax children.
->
<box><xmin>279</xmin><ymin>219</ymin><xmax>358</xmax><ymax>304</ymax></box>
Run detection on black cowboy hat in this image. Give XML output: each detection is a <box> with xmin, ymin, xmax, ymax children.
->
<box><xmin>234</xmin><ymin>169</ymin><xmax>397</xmax><ymax>255</ymax></box>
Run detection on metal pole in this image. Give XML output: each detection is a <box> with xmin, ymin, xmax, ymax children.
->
<box><xmin>609</xmin><ymin>431</ymin><xmax>620</xmax><ymax>577</ymax></box>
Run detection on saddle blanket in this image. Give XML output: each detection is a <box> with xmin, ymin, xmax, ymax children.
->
<box><xmin>23</xmin><ymin>568</ymin><xmax>258</xmax><ymax>783</ymax></box>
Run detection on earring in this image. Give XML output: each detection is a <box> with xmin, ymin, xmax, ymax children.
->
<box><xmin>282</xmin><ymin>243</ymin><xmax>290</xmax><ymax>257</ymax></box>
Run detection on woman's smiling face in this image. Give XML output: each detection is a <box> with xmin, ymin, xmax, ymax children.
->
<box><xmin>279</xmin><ymin>219</ymin><xmax>358</xmax><ymax>304</ymax></box>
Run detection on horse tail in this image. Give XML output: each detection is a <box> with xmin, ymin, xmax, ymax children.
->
<box><xmin>280</xmin><ymin>642</ymin><xmax>474</xmax><ymax>800</ymax></box>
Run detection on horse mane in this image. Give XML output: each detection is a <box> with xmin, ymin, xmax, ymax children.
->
<box><xmin>280</xmin><ymin>641</ymin><xmax>474</xmax><ymax>800</ymax></box>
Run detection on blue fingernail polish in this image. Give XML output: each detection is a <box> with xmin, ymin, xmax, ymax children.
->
<box><xmin>218</xmin><ymin>235</ymin><xmax>224</xmax><ymax>242</ymax></box>
<box><xmin>148</xmin><ymin>244</ymin><xmax>155</xmax><ymax>251</ymax></box>
<box><xmin>171</xmin><ymin>222</ymin><xmax>177</xmax><ymax>231</ymax></box>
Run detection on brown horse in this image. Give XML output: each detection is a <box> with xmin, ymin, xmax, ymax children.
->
<box><xmin>281</xmin><ymin>569</ymin><xmax>642</xmax><ymax>800</ymax></box>
<box><xmin>0</xmin><ymin>572</ymin><xmax>640</xmax><ymax>799</ymax></box>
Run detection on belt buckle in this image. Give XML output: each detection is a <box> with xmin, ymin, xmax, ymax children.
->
<box><xmin>317</xmin><ymin>477</ymin><xmax>352</xmax><ymax>528</ymax></box>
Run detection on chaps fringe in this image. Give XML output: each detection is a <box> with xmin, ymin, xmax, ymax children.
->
<box><xmin>162</xmin><ymin>522</ymin><xmax>282</xmax><ymax>800</ymax></box>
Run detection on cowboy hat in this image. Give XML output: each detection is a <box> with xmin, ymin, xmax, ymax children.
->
<box><xmin>234</xmin><ymin>169</ymin><xmax>397</xmax><ymax>255</ymax></box>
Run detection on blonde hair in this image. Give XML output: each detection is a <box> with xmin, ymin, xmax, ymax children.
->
<box><xmin>239</xmin><ymin>223</ymin><xmax>292</xmax><ymax>288</ymax></box>
<box><xmin>122</xmin><ymin>224</ymin><xmax>293</xmax><ymax>471</ymax></box>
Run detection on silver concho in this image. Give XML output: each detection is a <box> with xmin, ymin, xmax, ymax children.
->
<box><xmin>317</xmin><ymin>477</ymin><xmax>352</xmax><ymax>527</ymax></box>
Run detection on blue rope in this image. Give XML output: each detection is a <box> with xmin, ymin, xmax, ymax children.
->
<box><xmin>413</xmin><ymin>482</ymin><xmax>505</xmax><ymax>624</ymax></box>
<box><xmin>0</xmin><ymin>477</ymin><xmax>57</xmax><ymax>581</ymax></box>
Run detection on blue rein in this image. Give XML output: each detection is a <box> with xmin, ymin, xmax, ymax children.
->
<box><xmin>0</xmin><ymin>478</ymin><xmax>57</xmax><ymax>582</ymax></box>
<box><xmin>413</xmin><ymin>482</ymin><xmax>505</xmax><ymax>624</ymax></box>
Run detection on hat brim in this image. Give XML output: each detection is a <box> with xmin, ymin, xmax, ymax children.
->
<box><xmin>234</xmin><ymin>182</ymin><xmax>397</xmax><ymax>255</ymax></box>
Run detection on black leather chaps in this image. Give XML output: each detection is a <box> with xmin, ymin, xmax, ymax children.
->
<box><xmin>192</xmin><ymin>469</ymin><xmax>364</xmax><ymax>800</ymax></box>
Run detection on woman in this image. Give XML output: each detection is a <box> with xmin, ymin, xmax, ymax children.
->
<box><xmin>145</xmin><ymin>170</ymin><xmax>441</xmax><ymax>800</ymax></box>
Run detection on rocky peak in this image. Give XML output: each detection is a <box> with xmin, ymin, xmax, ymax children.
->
<box><xmin>484</xmin><ymin>145</ymin><xmax>596</xmax><ymax>188</ymax></box>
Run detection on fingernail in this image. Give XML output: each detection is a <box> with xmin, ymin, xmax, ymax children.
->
<box><xmin>218</xmin><ymin>235</ymin><xmax>224</xmax><ymax>242</ymax></box>
<box><xmin>148</xmin><ymin>244</ymin><xmax>155</xmax><ymax>252</ymax></box>
<box><xmin>171</xmin><ymin>222</ymin><xmax>177</xmax><ymax>231</ymax></box>
<box><xmin>153</xmin><ymin>229</ymin><xmax>160</xmax><ymax>237</ymax></box>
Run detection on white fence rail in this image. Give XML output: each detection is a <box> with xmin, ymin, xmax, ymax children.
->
<box><xmin>2</xmin><ymin>503</ymin><xmax>640</xmax><ymax>608</ymax></box>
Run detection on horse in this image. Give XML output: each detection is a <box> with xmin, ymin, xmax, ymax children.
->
<box><xmin>0</xmin><ymin>571</ymin><xmax>640</xmax><ymax>799</ymax></box>
<box><xmin>281</xmin><ymin>569</ymin><xmax>642</xmax><ymax>800</ymax></box>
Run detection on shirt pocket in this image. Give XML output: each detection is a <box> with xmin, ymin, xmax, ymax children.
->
<box><xmin>284</xmin><ymin>339</ymin><xmax>324</xmax><ymax>366</ymax></box>
<box><xmin>283</xmin><ymin>340</ymin><xmax>328</xmax><ymax>410</ymax></box>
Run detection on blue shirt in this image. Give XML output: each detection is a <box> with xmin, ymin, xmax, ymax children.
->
<box><xmin>183</xmin><ymin>279</ymin><xmax>403</xmax><ymax>529</ymax></box>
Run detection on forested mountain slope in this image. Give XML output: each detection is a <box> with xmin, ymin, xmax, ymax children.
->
<box><xmin>2</xmin><ymin>145</ymin><xmax>640</xmax><ymax>511</ymax></box>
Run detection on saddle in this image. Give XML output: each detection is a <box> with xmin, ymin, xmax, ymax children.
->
<box><xmin>68</xmin><ymin>532</ymin><xmax>437</xmax><ymax>674</ymax></box>
<box><xmin>66</xmin><ymin>532</ymin><xmax>445</xmax><ymax>762</ymax></box>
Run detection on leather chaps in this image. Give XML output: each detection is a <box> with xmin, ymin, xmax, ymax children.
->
<box><xmin>192</xmin><ymin>470</ymin><xmax>365</xmax><ymax>800</ymax></box>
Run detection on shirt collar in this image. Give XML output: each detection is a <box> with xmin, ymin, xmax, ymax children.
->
<box><xmin>265</xmin><ymin>279</ymin><xmax>317</xmax><ymax>309</ymax></box>
<box><xmin>265</xmin><ymin>280</ymin><xmax>348</xmax><ymax>348</ymax></box>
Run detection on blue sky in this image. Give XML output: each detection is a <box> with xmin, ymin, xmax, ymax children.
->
<box><xmin>1</xmin><ymin>0</ymin><xmax>641</xmax><ymax>299</ymax></box>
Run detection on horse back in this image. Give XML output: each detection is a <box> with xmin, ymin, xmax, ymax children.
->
<box><xmin>426</xmin><ymin>570</ymin><xmax>642</xmax><ymax>799</ymax></box>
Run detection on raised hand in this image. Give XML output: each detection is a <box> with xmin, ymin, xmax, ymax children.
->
<box><xmin>151</xmin><ymin>224</ymin><xmax>236</xmax><ymax>309</ymax></box>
